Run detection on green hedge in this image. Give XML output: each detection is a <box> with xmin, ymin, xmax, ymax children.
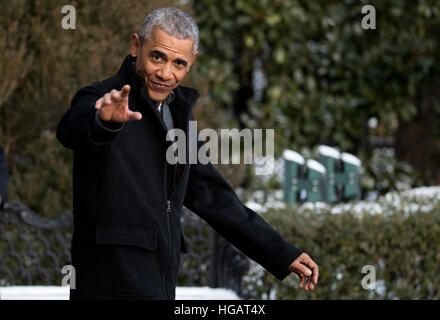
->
<box><xmin>242</xmin><ymin>187</ymin><xmax>440</xmax><ymax>299</ymax></box>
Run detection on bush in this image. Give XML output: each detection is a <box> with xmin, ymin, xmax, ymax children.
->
<box><xmin>242</xmin><ymin>187</ymin><xmax>440</xmax><ymax>299</ymax></box>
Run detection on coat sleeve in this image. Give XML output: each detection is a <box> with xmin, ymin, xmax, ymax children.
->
<box><xmin>183</xmin><ymin>143</ymin><xmax>303</xmax><ymax>281</ymax></box>
<box><xmin>56</xmin><ymin>85</ymin><xmax>123</xmax><ymax>150</ymax></box>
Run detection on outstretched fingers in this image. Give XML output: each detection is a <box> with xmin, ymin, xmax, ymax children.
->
<box><xmin>94</xmin><ymin>85</ymin><xmax>140</xmax><ymax>123</ymax></box>
<box><xmin>110</xmin><ymin>89</ymin><xmax>121</xmax><ymax>103</ymax></box>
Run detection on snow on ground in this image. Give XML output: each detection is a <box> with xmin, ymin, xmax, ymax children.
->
<box><xmin>0</xmin><ymin>286</ymin><xmax>240</xmax><ymax>300</ymax></box>
<box><xmin>245</xmin><ymin>186</ymin><xmax>440</xmax><ymax>217</ymax></box>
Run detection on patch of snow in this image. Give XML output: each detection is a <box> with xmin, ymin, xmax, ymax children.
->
<box><xmin>331</xmin><ymin>207</ymin><xmax>343</xmax><ymax>214</ymax></box>
<box><xmin>246</xmin><ymin>201</ymin><xmax>267</xmax><ymax>214</ymax></box>
<box><xmin>0</xmin><ymin>286</ymin><xmax>68</xmax><ymax>300</ymax></box>
<box><xmin>374</xmin><ymin>280</ymin><xmax>387</xmax><ymax>299</ymax></box>
<box><xmin>307</xmin><ymin>159</ymin><xmax>326</xmax><ymax>174</ymax></box>
<box><xmin>0</xmin><ymin>286</ymin><xmax>240</xmax><ymax>300</ymax></box>
<box><xmin>282</xmin><ymin>149</ymin><xmax>305</xmax><ymax>164</ymax></box>
<box><xmin>266</xmin><ymin>200</ymin><xmax>286</xmax><ymax>211</ymax></box>
<box><xmin>252</xmin><ymin>191</ymin><xmax>265</xmax><ymax>202</ymax></box>
<box><xmin>403</xmin><ymin>186</ymin><xmax>440</xmax><ymax>199</ymax></box>
<box><xmin>176</xmin><ymin>286</ymin><xmax>240</xmax><ymax>300</ymax></box>
<box><xmin>246</xmin><ymin>186</ymin><xmax>440</xmax><ymax>218</ymax></box>
<box><xmin>341</xmin><ymin>152</ymin><xmax>361</xmax><ymax>167</ymax></box>
<box><xmin>318</xmin><ymin>145</ymin><xmax>340</xmax><ymax>159</ymax></box>
<box><xmin>273</xmin><ymin>190</ymin><xmax>284</xmax><ymax>201</ymax></box>
<box><xmin>420</xmin><ymin>205</ymin><xmax>434</xmax><ymax>212</ymax></box>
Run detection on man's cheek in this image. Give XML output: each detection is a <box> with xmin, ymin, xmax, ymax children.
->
<box><xmin>175</xmin><ymin>73</ymin><xmax>186</xmax><ymax>85</ymax></box>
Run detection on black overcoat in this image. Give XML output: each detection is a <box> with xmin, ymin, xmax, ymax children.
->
<box><xmin>56</xmin><ymin>55</ymin><xmax>302</xmax><ymax>299</ymax></box>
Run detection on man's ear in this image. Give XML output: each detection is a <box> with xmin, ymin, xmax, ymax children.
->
<box><xmin>131</xmin><ymin>33</ymin><xmax>141</xmax><ymax>57</ymax></box>
<box><xmin>189</xmin><ymin>51</ymin><xmax>199</xmax><ymax>69</ymax></box>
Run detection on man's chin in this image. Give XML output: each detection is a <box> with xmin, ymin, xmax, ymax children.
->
<box><xmin>147</xmin><ymin>88</ymin><xmax>171</xmax><ymax>104</ymax></box>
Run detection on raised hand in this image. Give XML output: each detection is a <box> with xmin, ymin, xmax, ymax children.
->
<box><xmin>95</xmin><ymin>85</ymin><xmax>142</xmax><ymax>123</ymax></box>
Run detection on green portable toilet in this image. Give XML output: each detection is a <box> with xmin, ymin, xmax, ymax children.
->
<box><xmin>283</xmin><ymin>150</ymin><xmax>327</xmax><ymax>203</ymax></box>
<box><xmin>340</xmin><ymin>152</ymin><xmax>362</xmax><ymax>200</ymax></box>
<box><xmin>318</xmin><ymin>145</ymin><xmax>340</xmax><ymax>203</ymax></box>
<box><xmin>318</xmin><ymin>145</ymin><xmax>362</xmax><ymax>202</ymax></box>
<box><xmin>283</xmin><ymin>149</ymin><xmax>305</xmax><ymax>204</ymax></box>
<box><xmin>305</xmin><ymin>159</ymin><xmax>327</xmax><ymax>202</ymax></box>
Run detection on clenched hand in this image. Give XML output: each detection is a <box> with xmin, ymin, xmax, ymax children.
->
<box><xmin>95</xmin><ymin>85</ymin><xmax>142</xmax><ymax>123</ymax></box>
<box><xmin>289</xmin><ymin>253</ymin><xmax>319</xmax><ymax>291</ymax></box>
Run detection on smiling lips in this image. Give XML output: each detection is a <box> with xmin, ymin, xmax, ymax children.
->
<box><xmin>150</xmin><ymin>80</ymin><xmax>172</xmax><ymax>91</ymax></box>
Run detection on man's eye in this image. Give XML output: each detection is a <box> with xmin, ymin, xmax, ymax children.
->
<box><xmin>152</xmin><ymin>55</ymin><xmax>162</xmax><ymax>61</ymax></box>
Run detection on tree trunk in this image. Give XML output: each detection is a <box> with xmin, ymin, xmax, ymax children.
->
<box><xmin>395</xmin><ymin>76</ymin><xmax>440</xmax><ymax>184</ymax></box>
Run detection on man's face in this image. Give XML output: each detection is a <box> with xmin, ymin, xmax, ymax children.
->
<box><xmin>131</xmin><ymin>28</ymin><xmax>198</xmax><ymax>104</ymax></box>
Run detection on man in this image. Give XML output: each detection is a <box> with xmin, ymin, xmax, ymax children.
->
<box><xmin>57</xmin><ymin>7</ymin><xmax>318</xmax><ymax>300</ymax></box>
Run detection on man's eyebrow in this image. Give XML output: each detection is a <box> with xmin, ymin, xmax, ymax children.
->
<box><xmin>150</xmin><ymin>50</ymin><xmax>167</xmax><ymax>59</ymax></box>
<box><xmin>149</xmin><ymin>50</ymin><xmax>187</xmax><ymax>66</ymax></box>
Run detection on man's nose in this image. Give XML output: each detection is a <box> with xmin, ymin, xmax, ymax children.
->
<box><xmin>156</xmin><ymin>63</ymin><xmax>172</xmax><ymax>82</ymax></box>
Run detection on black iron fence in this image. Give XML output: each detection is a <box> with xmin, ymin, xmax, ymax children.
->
<box><xmin>0</xmin><ymin>202</ymin><xmax>251</xmax><ymax>298</ymax></box>
<box><xmin>0</xmin><ymin>201</ymin><xmax>72</xmax><ymax>286</ymax></box>
<box><xmin>179</xmin><ymin>207</ymin><xmax>252</xmax><ymax>298</ymax></box>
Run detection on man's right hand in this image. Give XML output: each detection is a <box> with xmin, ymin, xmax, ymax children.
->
<box><xmin>95</xmin><ymin>85</ymin><xmax>142</xmax><ymax>123</ymax></box>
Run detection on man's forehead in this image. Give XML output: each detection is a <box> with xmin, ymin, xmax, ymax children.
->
<box><xmin>143</xmin><ymin>28</ymin><xmax>194</xmax><ymax>57</ymax></box>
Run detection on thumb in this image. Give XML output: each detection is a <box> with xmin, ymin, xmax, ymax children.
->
<box><xmin>127</xmin><ymin>111</ymin><xmax>142</xmax><ymax>121</ymax></box>
<box><xmin>293</xmin><ymin>262</ymin><xmax>312</xmax><ymax>277</ymax></box>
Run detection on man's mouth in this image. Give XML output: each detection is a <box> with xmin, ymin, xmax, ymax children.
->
<box><xmin>150</xmin><ymin>81</ymin><xmax>171</xmax><ymax>91</ymax></box>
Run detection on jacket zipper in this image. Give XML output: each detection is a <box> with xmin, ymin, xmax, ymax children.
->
<box><xmin>163</xmin><ymin>152</ymin><xmax>187</xmax><ymax>299</ymax></box>
<box><xmin>163</xmin><ymin>150</ymin><xmax>173</xmax><ymax>299</ymax></box>
<box><xmin>163</xmin><ymin>111</ymin><xmax>191</xmax><ymax>299</ymax></box>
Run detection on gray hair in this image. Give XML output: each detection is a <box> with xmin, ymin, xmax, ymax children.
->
<box><xmin>138</xmin><ymin>7</ymin><xmax>199</xmax><ymax>55</ymax></box>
